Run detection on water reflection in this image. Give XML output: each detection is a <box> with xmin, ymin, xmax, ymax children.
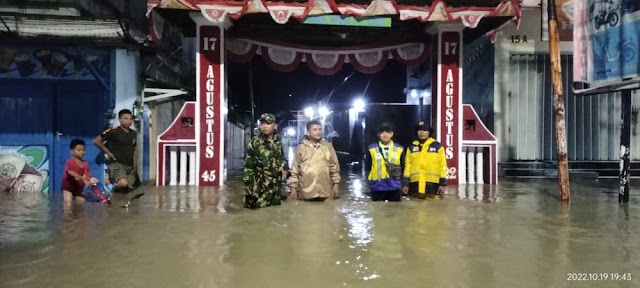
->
<box><xmin>450</xmin><ymin>183</ymin><xmax>498</xmax><ymax>203</ymax></box>
<box><xmin>0</xmin><ymin>189</ymin><xmax>50</xmax><ymax>244</ymax></box>
<box><xmin>338</xmin><ymin>200</ymin><xmax>377</xmax><ymax>283</ymax></box>
<box><xmin>0</xmin><ymin>176</ymin><xmax>639</xmax><ymax>287</ymax></box>
<box><xmin>155</xmin><ymin>186</ymin><xmax>228</xmax><ymax>214</ymax></box>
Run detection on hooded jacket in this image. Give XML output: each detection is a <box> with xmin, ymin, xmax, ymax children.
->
<box><xmin>289</xmin><ymin>136</ymin><xmax>341</xmax><ymax>199</ymax></box>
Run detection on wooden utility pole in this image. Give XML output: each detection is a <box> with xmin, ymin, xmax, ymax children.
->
<box><xmin>248</xmin><ymin>61</ymin><xmax>256</xmax><ymax>133</ymax></box>
<box><xmin>547</xmin><ymin>0</ymin><xmax>571</xmax><ymax>201</ymax></box>
<box><xmin>619</xmin><ymin>90</ymin><xmax>631</xmax><ymax>203</ymax></box>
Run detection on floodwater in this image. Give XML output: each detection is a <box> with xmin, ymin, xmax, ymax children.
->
<box><xmin>1</xmin><ymin>171</ymin><xmax>639</xmax><ymax>288</ymax></box>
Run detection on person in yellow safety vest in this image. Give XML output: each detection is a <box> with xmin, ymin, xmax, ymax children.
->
<box><xmin>366</xmin><ymin>123</ymin><xmax>405</xmax><ymax>201</ymax></box>
<box><xmin>402</xmin><ymin>122</ymin><xmax>447</xmax><ymax>198</ymax></box>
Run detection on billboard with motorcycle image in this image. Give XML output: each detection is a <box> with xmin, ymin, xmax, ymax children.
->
<box><xmin>575</xmin><ymin>0</ymin><xmax>640</xmax><ymax>85</ymax></box>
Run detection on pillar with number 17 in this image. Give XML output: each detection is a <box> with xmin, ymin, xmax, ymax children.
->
<box><xmin>429</xmin><ymin>23</ymin><xmax>464</xmax><ymax>185</ymax></box>
<box><xmin>192</xmin><ymin>14</ymin><xmax>226</xmax><ymax>186</ymax></box>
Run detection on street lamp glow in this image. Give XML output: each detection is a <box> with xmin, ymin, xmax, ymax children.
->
<box><xmin>318</xmin><ymin>106</ymin><xmax>330</xmax><ymax>118</ymax></box>
<box><xmin>304</xmin><ymin>107</ymin><xmax>314</xmax><ymax>118</ymax></box>
<box><xmin>287</xmin><ymin>127</ymin><xmax>296</xmax><ymax>136</ymax></box>
<box><xmin>410</xmin><ymin>90</ymin><xmax>418</xmax><ymax>98</ymax></box>
<box><xmin>353</xmin><ymin>98</ymin><xmax>365</xmax><ymax>112</ymax></box>
<box><xmin>421</xmin><ymin>90</ymin><xmax>432</xmax><ymax>103</ymax></box>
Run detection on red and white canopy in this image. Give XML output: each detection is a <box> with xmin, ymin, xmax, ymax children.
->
<box><xmin>148</xmin><ymin>0</ymin><xmax>519</xmax><ymax>74</ymax></box>
<box><xmin>227</xmin><ymin>39</ymin><xmax>429</xmax><ymax>74</ymax></box>
<box><xmin>147</xmin><ymin>0</ymin><xmax>520</xmax><ymax>27</ymax></box>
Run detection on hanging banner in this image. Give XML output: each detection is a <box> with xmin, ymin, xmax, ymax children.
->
<box><xmin>302</xmin><ymin>15</ymin><xmax>392</xmax><ymax>27</ymax></box>
<box><xmin>226</xmin><ymin>39</ymin><xmax>429</xmax><ymax>75</ymax></box>
<box><xmin>573</xmin><ymin>0</ymin><xmax>589</xmax><ymax>83</ymax></box>
<box><xmin>585</xmin><ymin>0</ymin><xmax>640</xmax><ymax>85</ymax></box>
<box><xmin>148</xmin><ymin>0</ymin><xmax>521</xmax><ymax>27</ymax></box>
<box><xmin>0</xmin><ymin>47</ymin><xmax>109</xmax><ymax>80</ymax></box>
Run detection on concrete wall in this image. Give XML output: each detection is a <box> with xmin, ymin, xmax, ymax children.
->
<box><xmin>112</xmin><ymin>49</ymin><xmax>142</xmax><ymax>118</ymax></box>
<box><xmin>110</xmin><ymin>49</ymin><xmax>143</xmax><ymax>175</ymax></box>
<box><xmin>521</xmin><ymin>0</ymin><xmax>541</xmax><ymax>7</ymax></box>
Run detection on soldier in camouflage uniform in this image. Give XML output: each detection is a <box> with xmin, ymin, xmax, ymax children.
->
<box><xmin>243</xmin><ymin>113</ymin><xmax>288</xmax><ymax>209</ymax></box>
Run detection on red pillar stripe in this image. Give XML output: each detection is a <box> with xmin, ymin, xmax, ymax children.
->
<box><xmin>197</xmin><ymin>25</ymin><xmax>225</xmax><ymax>186</ymax></box>
<box><xmin>433</xmin><ymin>28</ymin><xmax>463</xmax><ymax>185</ymax></box>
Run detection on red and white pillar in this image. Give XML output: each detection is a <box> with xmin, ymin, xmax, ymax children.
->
<box><xmin>429</xmin><ymin>24</ymin><xmax>464</xmax><ymax>185</ymax></box>
<box><xmin>193</xmin><ymin>15</ymin><xmax>226</xmax><ymax>186</ymax></box>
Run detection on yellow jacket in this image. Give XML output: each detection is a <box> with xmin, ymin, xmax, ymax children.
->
<box><xmin>403</xmin><ymin>138</ymin><xmax>447</xmax><ymax>193</ymax></box>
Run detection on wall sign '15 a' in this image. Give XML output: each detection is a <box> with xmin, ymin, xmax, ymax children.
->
<box><xmin>510</xmin><ymin>35</ymin><xmax>528</xmax><ymax>43</ymax></box>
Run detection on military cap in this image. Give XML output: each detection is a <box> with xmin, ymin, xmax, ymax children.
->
<box><xmin>259</xmin><ymin>113</ymin><xmax>276</xmax><ymax>124</ymax></box>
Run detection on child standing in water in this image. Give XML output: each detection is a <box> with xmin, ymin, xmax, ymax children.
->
<box><xmin>62</xmin><ymin>139</ymin><xmax>98</xmax><ymax>204</ymax></box>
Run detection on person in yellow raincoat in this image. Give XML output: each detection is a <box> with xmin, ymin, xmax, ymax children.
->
<box><xmin>288</xmin><ymin>120</ymin><xmax>341</xmax><ymax>201</ymax></box>
<box><xmin>402</xmin><ymin>122</ymin><xmax>447</xmax><ymax>198</ymax></box>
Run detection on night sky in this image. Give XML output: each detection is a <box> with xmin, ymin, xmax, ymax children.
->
<box><xmin>227</xmin><ymin>57</ymin><xmax>407</xmax><ymax>123</ymax></box>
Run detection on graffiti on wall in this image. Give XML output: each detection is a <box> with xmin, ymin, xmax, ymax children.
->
<box><xmin>0</xmin><ymin>47</ymin><xmax>109</xmax><ymax>80</ymax></box>
<box><xmin>0</xmin><ymin>146</ymin><xmax>49</xmax><ymax>194</ymax></box>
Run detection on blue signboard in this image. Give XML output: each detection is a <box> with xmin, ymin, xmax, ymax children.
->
<box><xmin>588</xmin><ymin>0</ymin><xmax>640</xmax><ymax>84</ymax></box>
<box><xmin>303</xmin><ymin>15</ymin><xmax>391</xmax><ymax>28</ymax></box>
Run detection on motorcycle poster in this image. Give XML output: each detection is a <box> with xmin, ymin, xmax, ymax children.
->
<box><xmin>586</xmin><ymin>0</ymin><xmax>640</xmax><ymax>85</ymax></box>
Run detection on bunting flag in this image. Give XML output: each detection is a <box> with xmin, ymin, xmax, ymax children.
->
<box><xmin>226</xmin><ymin>39</ymin><xmax>429</xmax><ymax>74</ymax></box>
<box><xmin>147</xmin><ymin>0</ymin><xmax>521</xmax><ymax>25</ymax></box>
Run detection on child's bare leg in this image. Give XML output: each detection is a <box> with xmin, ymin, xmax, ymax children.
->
<box><xmin>63</xmin><ymin>190</ymin><xmax>74</xmax><ymax>205</ymax></box>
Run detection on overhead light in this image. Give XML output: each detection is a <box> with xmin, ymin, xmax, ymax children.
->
<box><xmin>353</xmin><ymin>98</ymin><xmax>365</xmax><ymax>112</ymax></box>
<box><xmin>304</xmin><ymin>107</ymin><xmax>314</xmax><ymax>118</ymax></box>
<box><xmin>318</xmin><ymin>106</ymin><xmax>330</xmax><ymax>118</ymax></box>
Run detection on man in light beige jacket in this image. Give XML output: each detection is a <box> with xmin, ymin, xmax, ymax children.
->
<box><xmin>288</xmin><ymin>120</ymin><xmax>341</xmax><ymax>201</ymax></box>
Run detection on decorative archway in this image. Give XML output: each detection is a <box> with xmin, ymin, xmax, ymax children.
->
<box><xmin>148</xmin><ymin>0</ymin><xmax>521</xmax><ymax>186</ymax></box>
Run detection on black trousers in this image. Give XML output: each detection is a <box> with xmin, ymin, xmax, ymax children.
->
<box><xmin>371</xmin><ymin>189</ymin><xmax>402</xmax><ymax>201</ymax></box>
<box><xmin>407</xmin><ymin>182</ymin><xmax>440</xmax><ymax>198</ymax></box>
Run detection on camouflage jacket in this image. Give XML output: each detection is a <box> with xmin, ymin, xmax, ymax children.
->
<box><xmin>243</xmin><ymin>133</ymin><xmax>288</xmax><ymax>183</ymax></box>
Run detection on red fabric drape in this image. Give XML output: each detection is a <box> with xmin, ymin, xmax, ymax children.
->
<box><xmin>227</xmin><ymin>39</ymin><xmax>429</xmax><ymax>75</ymax></box>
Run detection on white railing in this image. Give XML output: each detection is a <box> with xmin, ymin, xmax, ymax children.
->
<box><xmin>460</xmin><ymin>146</ymin><xmax>487</xmax><ymax>184</ymax></box>
<box><xmin>167</xmin><ymin>146</ymin><xmax>197</xmax><ymax>186</ymax></box>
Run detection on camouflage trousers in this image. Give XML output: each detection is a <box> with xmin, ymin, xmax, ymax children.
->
<box><xmin>244</xmin><ymin>175</ymin><xmax>283</xmax><ymax>209</ymax></box>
